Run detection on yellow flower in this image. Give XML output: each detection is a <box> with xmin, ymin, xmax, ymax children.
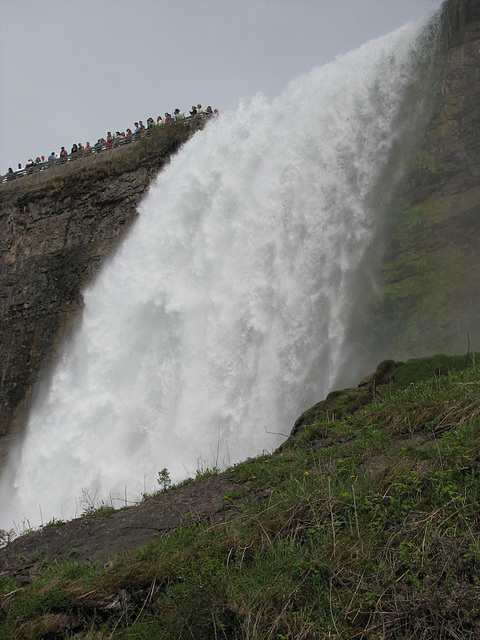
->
<box><xmin>304</xmin><ymin>471</ymin><xmax>309</xmax><ymax>476</ymax></box>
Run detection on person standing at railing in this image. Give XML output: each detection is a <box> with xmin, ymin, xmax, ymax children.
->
<box><xmin>157</xmin><ymin>116</ymin><xmax>164</xmax><ymax>126</ymax></box>
<box><xmin>60</xmin><ymin>147</ymin><xmax>68</xmax><ymax>162</ymax></box>
<box><xmin>173</xmin><ymin>108</ymin><xmax>185</xmax><ymax>121</ymax></box>
<box><xmin>94</xmin><ymin>138</ymin><xmax>106</xmax><ymax>153</ymax></box>
<box><xmin>190</xmin><ymin>106</ymin><xmax>197</xmax><ymax>116</ymax></box>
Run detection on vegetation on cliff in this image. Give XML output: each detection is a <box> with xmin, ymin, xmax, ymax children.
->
<box><xmin>1</xmin><ymin>353</ymin><xmax>480</xmax><ymax>639</ymax></box>
<box><xmin>367</xmin><ymin>0</ymin><xmax>480</xmax><ymax>361</ymax></box>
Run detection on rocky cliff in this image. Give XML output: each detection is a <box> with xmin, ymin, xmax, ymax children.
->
<box><xmin>367</xmin><ymin>0</ymin><xmax>480</xmax><ymax>361</ymax></box>
<box><xmin>0</xmin><ymin>124</ymin><xmax>195</xmax><ymax>454</ymax></box>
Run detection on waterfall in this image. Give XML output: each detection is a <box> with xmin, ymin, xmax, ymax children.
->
<box><xmin>0</xmin><ymin>14</ymin><xmax>438</xmax><ymax>529</ymax></box>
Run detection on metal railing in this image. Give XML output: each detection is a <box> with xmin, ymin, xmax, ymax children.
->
<box><xmin>1</xmin><ymin>114</ymin><xmax>213</xmax><ymax>185</ymax></box>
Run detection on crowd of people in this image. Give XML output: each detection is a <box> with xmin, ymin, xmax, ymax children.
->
<box><xmin>1</xmin><ymin>104</ymin><xmax>219</xmax><ymax>183</ymax></box>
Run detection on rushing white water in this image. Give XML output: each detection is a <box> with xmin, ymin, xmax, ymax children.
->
<box><xmin>0</xmin><ymin>15</ymin><xmax>437</xmax><ymax>528</ymax></box>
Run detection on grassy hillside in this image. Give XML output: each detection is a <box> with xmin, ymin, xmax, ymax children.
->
<box><xmin>1</xmin><ymin>353</ymin><xmax>480</xmax><ymax>639</ymax></box>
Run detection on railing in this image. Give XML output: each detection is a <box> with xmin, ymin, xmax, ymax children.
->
<box><xmin>1</xmin><ymin>114</ymin><xmax>212</xmax><ymax>186</ymax></box>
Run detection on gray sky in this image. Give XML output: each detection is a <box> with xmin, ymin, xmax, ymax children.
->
<box><xmin>1</xmin><ymin>0</ymin><xmax>442</xmax><ymax>174</ymax></box>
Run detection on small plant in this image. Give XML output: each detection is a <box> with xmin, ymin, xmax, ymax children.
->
<box><xmin>0</xmin><ymin>528</ymin><xmax>15</xmax><ymax>548</ymax></box>
<box><xmin>42</xmin><ymin>517</ymin><xmax>64</xmax><ymax>528</ymax></box>
<box><xmin>157</xmin><ymin>468</ymin><xmax>172</xmax><ymax>492</ymax></box>
<box><xmin>195</xmin><ymin>466</ymin><xmax>220</xmax><ymax>481</ymax></box>
<box><xmin>79</xmin><ymin>487</ymin><xmax>115</xmax><ymax>519</ymax></box>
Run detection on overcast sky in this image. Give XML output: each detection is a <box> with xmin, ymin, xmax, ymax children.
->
<box><xmin>1</xmin><ymin>0</ymin><xmax>443</xmax><ymax>174</ymax></box>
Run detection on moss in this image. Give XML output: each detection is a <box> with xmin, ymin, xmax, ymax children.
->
<box><xmin>391</xmin><ymin>352</ymin><xmax>478</xmax><ymax>389</ymax></box>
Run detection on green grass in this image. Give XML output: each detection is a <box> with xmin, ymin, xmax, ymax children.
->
<box><xmin>2</xmin><ymin>354</ymin><xmax>480</xmax><ymax>638</ymax></box>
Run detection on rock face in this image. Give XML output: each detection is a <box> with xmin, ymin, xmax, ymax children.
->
<box><xmin>0</xmin><ymin>125</ymin><xmax>194</xmax><ymax>453</ymax></box>
<box><xmin>368</xmin><ymin>0</ymin><xmax>480</xmax><ymax>361</ymax></box>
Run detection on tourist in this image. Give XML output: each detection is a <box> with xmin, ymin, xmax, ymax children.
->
<box><xmin>1</xmin><ymin>100</ymin><xmax>221</xmax><ymax>184</ymax></box>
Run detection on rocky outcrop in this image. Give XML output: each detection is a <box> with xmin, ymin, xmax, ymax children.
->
<box><xmin>0</xmin><ymin>124</ymin><xmax>195</xmax><ymax>454</ymax></box>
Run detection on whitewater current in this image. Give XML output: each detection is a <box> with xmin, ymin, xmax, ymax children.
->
<box><xmin>0</xmin><ymin>15</ymin><xmax>438</xmax><ymax>528</ymax></box>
